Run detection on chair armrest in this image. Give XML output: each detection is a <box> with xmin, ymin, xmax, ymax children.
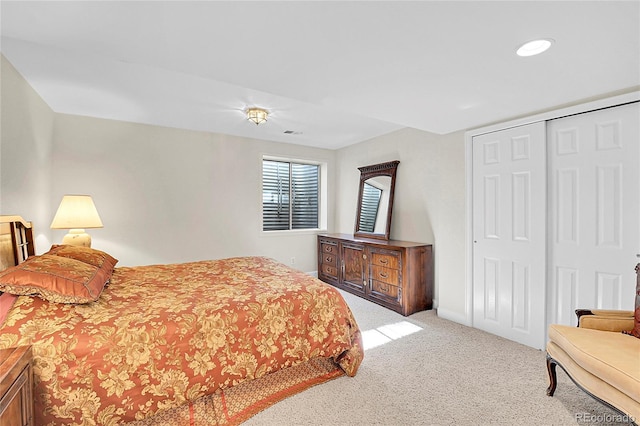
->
<box><xmin>590</xmin><ymin>309</ymin><xmax>634</xmax><ymax>317</ymax></box>
<box><xmin>575</xmin><ymin>309</ymin><xmax>635</xmax><ymax>332</ymax></box>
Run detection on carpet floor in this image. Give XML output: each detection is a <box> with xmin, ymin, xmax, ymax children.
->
<box><xmin>245</xmin><ymin>289</ymin><xmax>628</xmax><ymax>425</ymax></box>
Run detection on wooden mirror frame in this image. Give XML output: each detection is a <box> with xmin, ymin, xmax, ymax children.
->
<box><xmin>354</xmin><ymin>160</ymin><xmax>399</xmax><ymax>241</ymax></box>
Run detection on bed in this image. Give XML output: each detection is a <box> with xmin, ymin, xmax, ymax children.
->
<box><xmin>0</xmin><ymin>216</ymin><xmax>363</xmax><ymax>425</ymax></box>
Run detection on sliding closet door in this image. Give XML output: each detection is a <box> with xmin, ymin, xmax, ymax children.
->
<box><xmin>472</xmin><ymin>122</ymin><xmax>546</xmax><ymax>349</ymax></box>
<box><xmin>548</xmin><ymin>102</ymin><xmax>640</xmax><ymax>326</ymax></box>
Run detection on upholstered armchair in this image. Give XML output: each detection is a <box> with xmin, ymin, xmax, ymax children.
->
<box><xmin>546</xmin><ymin>264</ymin><xmax>640</xmax><ymax>423</ymax></box>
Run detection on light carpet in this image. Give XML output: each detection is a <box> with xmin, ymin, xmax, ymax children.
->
<box><xmin>245</xmin><ymin>289</ymin><xmax>628</xmax><ymax>425</ymax></box>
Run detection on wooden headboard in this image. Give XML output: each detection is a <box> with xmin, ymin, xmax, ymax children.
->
<box><xmin>0</xmin><ymin>216</ymin><xmax>35</xmax><ymax>271</ymax></box>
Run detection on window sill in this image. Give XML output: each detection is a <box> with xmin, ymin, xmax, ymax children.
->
<box><xmin>260</xmin><ymin>229</ymin><xmax>327</xmax><ymax>237</ymax></box>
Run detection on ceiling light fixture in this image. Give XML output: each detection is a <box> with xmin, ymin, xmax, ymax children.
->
<box><xmin>246</xmin><ymin>107</ymin><xmax>269</xmax><ymax>125</ymax></box>
<box><xmin>516</xmin><ymin>39</ymin><xmax>554</xmax><ymax>57</ymax></box>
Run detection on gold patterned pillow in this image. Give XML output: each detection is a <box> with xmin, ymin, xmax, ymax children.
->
<box><xmin>0</xmin><ymin>254</ymin><xmax>112</xmax><ymax>304</ymax></box>
<box><xmin>46</xmin><ymin>244</ymin><xmax>118</xmax><ymax>270</ymax></box>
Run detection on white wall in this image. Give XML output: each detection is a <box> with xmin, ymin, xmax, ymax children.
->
<box><xmin>50</xmin><ymin>114</ymin><xmax>336</xmax><ymax>270</ymax></box>
<box><xmin>336</xmin><ymin>128</ymin><xmax>467</xmax><ymax>318</ymax></box>
<box><xmin>0</xmin><ymin>56</ymin><xmax>55</xmax><ymax>251</ymax></box>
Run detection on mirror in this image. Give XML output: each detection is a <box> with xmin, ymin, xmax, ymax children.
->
<box><xmin>354</xmin><ymin>160</ymin><xmax>399</xmax><ymax>240</ymax></box>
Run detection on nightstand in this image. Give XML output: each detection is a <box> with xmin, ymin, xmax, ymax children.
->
<box><xmin>0</xmin><ymin>346</ymin><xmax>34</xmax><ymax>426</ymax></box>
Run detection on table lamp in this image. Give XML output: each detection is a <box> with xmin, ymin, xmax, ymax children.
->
<box><xmin>50</xmin><ymin>195</ymin><xmax>103</xmax><ymax>247</ymax></box>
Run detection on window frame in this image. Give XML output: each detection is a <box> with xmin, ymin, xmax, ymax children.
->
<box><xmin>260</xmin><ymin>155</ymin><xmax>327</xmax><ymax>235</ymax></box>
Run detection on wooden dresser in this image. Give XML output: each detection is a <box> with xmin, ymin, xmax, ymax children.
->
<box><xmin>318</xmin><ymin>233</ymin><xmax>433</xmax><ymax>316</ymax></box>
<box><xmin>0</xmin><ymin>346</ymin><xmax>34</xmax><ymax>426</ymax></box>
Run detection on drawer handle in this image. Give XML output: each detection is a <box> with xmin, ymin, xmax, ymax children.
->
<box><xmin>325</xmin><ymin>256</ymin><xmax>333</xmax><ymax>262</ymax></box>
<box><xmin>326</xmin><ymin>246</ymin><xmax>333</xmax><ymax>253</ymax></box>
<box><xmin>379</xmin><ymin>272</ymin><xmax>388</xmax><ymax>279</ymax></box>
<box><xmin>379</xmin><ymin>258</ymin><xmax>388</xmax><ymax>264</ymax></box>
<box><xmin>380</xmin><ymin>283</ymin><xmax>389</xmax><ymax>291</ymax></box>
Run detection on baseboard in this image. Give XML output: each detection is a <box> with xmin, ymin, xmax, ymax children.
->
<box><xmin>437</xmin><ymin>307</ymin><xmax>472</xmax><ymax>326</ymax></box>
<box><xmin>308</xmin><ymin>271</ymin><xmax>318</xmax><ymax>278</ymax></box>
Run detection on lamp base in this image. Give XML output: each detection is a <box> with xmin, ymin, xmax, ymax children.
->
<box><xmin>62</xmin><ymin>229</ymin><xmax>92</xmax><ymax>247</ymax></box>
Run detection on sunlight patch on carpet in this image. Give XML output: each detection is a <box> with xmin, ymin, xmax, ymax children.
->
<box><xmin>362</xmin><ymin>321</ymin><xmax>423</xmax><ymax>350</ymax></box>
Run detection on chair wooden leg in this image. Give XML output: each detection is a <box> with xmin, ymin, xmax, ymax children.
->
<box><xmin>546</xmin><ymin>354</ymin><xmax>558</xmax><ymax>396</ymax></box>
<box><xmin>545</xmin><ymin>351</ymin><xmax>637</xmax><ymax>424</ymax></box>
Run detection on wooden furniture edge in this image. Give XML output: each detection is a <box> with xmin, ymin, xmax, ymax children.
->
<box><xmin>575</xmin><ymin>309</ymin><xmax>594</xmax><ymax>326</ymax></box>
<box><xmin>0</xmin><ymin>346</ymin><xmax>32</xmax><ymax>393</ymax></box>
<box><xmin>0</xmin><ymin>346</ymin><xmax>34</xmax><ymax>426</ymax></box>
<box><xmin>0</xmin><ymin>216</ymin><xmax>32</xmax><ymax>228</ymax></box>
<box><xmin>0</xmin><ymin>216</ymin><xmax>35</xmax><ymax>268</ymax></box>
<box><xmin>0</xmin><ymin>346</ymin><xmax>32</xmax><ymax>377</ymax></box>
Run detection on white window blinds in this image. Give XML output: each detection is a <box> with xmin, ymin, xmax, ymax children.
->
<box><xmin>263</xmin><ymin>160</ymin><xmax>319</xmax><ymax>231</ymax></box>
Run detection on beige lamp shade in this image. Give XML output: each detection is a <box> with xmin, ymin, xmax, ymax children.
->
<box><xmin>51</xmin><ymin>195</ymin><xmax>103</xmax><ymax>247</ymax></box>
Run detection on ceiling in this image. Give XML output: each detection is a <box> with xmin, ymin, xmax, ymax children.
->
<box><xmin>1</xmin><ymin>1</ymin><xmax>639</xmax><ymax>149</ymax></box>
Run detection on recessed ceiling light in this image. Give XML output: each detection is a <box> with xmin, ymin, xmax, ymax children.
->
<box><xmin>516</xmin><ymin>39</ymin><xmax>554</xmax><ymax>57</ymax></box>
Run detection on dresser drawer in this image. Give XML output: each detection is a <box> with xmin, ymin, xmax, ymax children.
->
<box><xmin>370</xmin><ymin>251</ymin><xmax>400</xmax><ymax>269</ymax></box>
<box><xmin>320</xmin><ymin>242</ymin><xmax>338</xmax><ymax>256</ymax></box>
<box><xmin>320</xmin><ymin>264</ymin><xmax>338</xmax><ymax>279</ymax></box>
<box><xmin>371</xmin><ymin>280</ymin><xmax>400</xmax><ymax>299</ymax></box>
<box><xmin>320</xmin><ymin>253</ymin><xmax>338</xmax><ymax>267</ymax></box>
<box><xmin>371</xmin><ymin>265</ymin><xmax>400</xmax><ymax>286</ymax></box>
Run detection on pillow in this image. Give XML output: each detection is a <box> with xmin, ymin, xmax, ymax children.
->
<box><xmin>623</xmin><ymin>263</ymin><xmax>640</xmax><ymax>338</ymax></box>
<box><xmin>46</xmin><ymin>244</ymin><xmax>118</xmax><ymax>270</ymax></box>
<box><xmin>0</xmin><ymin>254</ymin><xmax>112</xmax><ymax>304</ymax></box>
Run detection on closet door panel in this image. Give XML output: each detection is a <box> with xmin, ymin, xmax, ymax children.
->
<box><xmin>472</xmin><ymin>121</ymin><xmax>547</xmax><ymax>349</ymax></box>
<box><xmin>548</xmin><ymin>102</ymin><xmax>639</xmax><ymax>325</ymax></box>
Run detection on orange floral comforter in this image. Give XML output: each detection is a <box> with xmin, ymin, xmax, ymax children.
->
<box><xmin>0</xmin><ymin>256</ymin><xmax>363</xmax><ymax>425</ymax></box>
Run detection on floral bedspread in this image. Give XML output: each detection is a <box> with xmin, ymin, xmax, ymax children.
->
<box><xmin>0</xmin><ymin>256</ymin><xmax>363</xmax><ymax>425</ymax></box>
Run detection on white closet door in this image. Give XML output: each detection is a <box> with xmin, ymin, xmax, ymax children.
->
<box><xmin>548</xmin><ymin>102</ymin><xmax>640</xmax><ymax>326</ymax></box>
<box><xmin>472</xmin><ymin>122</ymin><xmax>547</xmax><ymax>349</ymax></box>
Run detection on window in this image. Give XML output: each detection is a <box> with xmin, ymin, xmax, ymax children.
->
<box><xmin>262</xmin><ymin>159</ymin><xmax>319</xmax><ymax>231</ymax></box>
